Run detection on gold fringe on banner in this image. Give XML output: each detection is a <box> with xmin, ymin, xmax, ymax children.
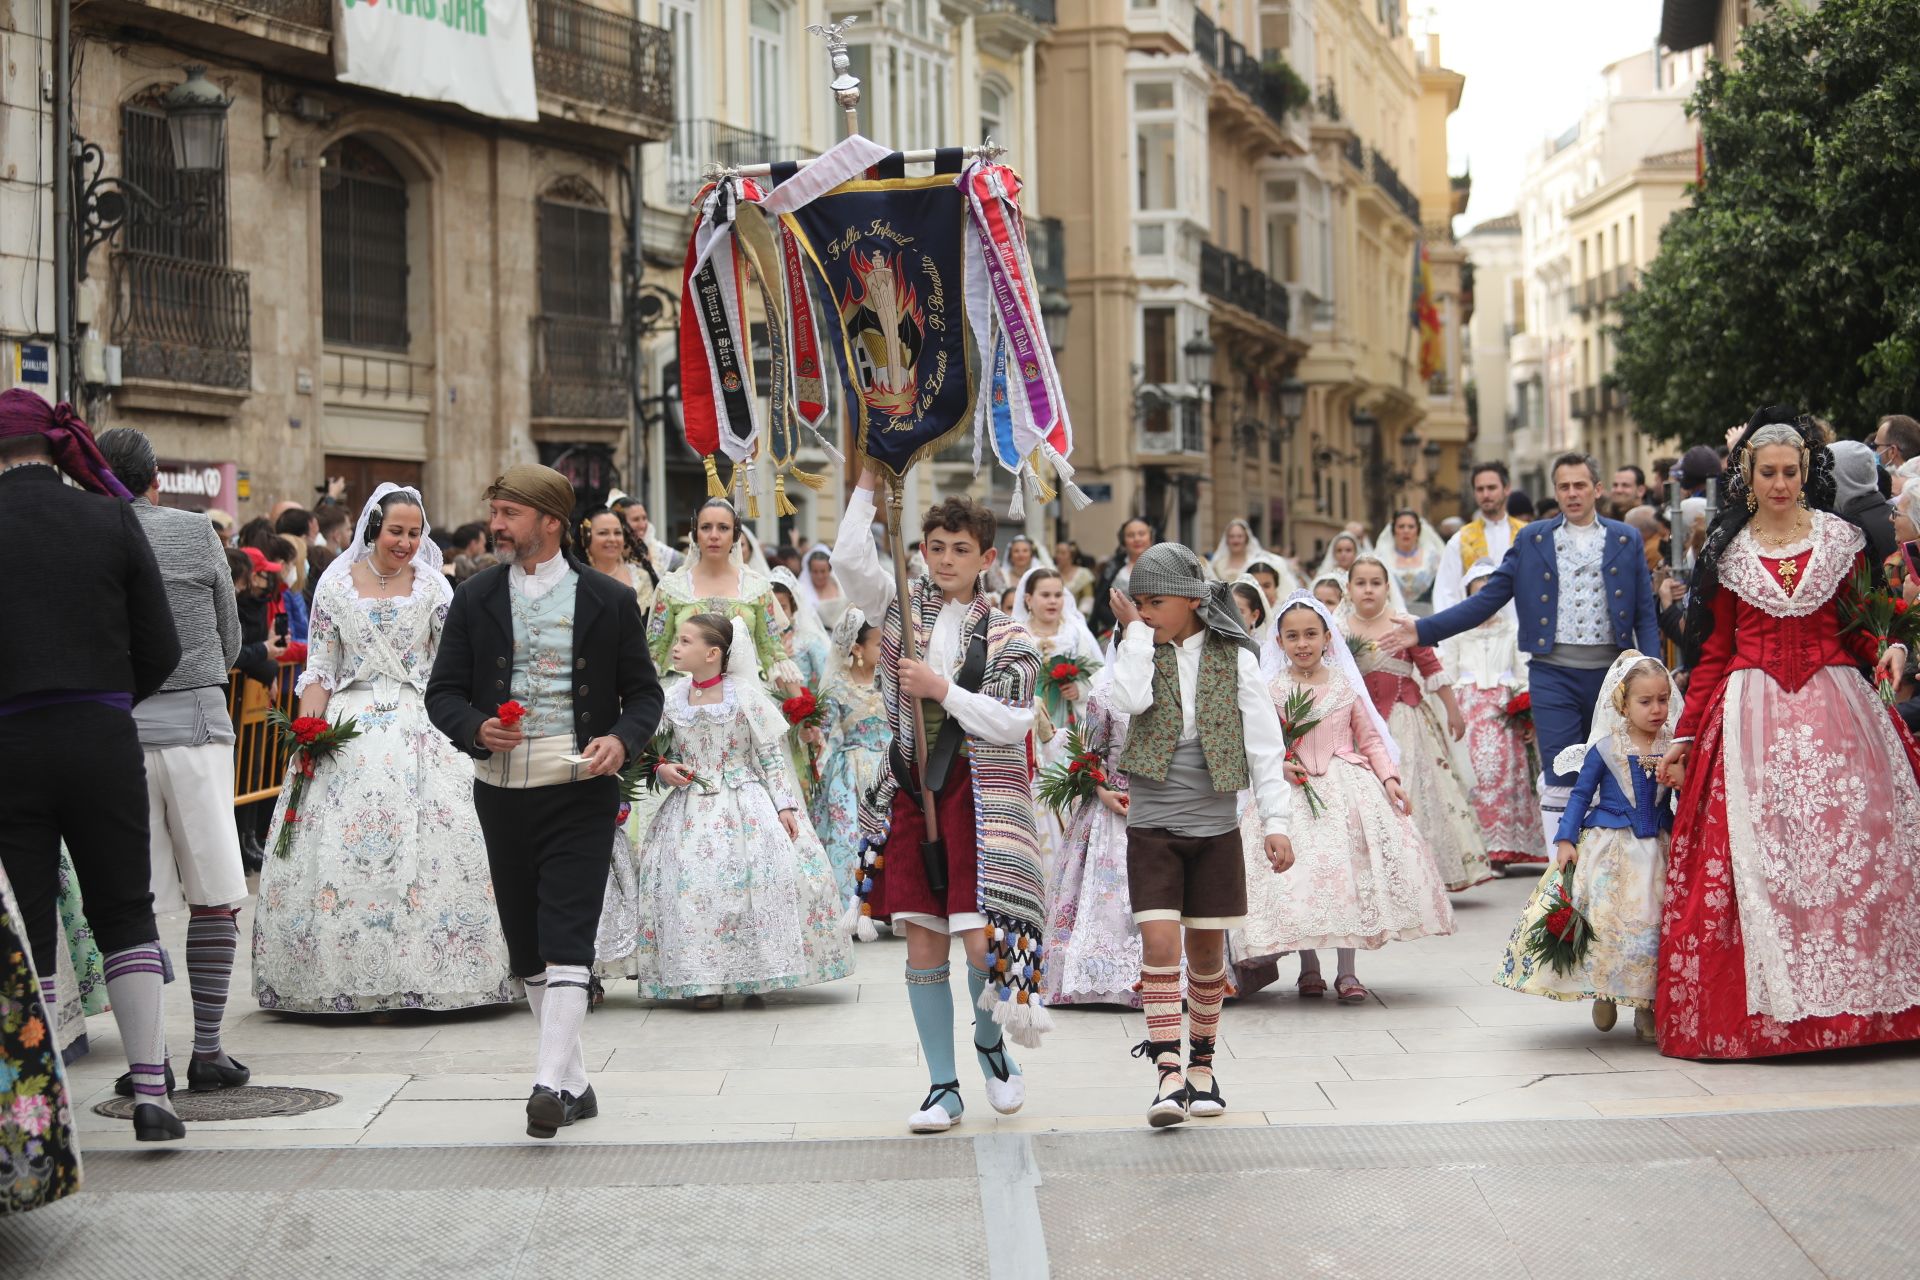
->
<box><xmin>773</xmin><ymin>472</ymin><xmax>798</xmax><ymax>517</ymax></box>
<box><xmin>787</xmin><ymin>464</ymin><xmax>828</xmax><ymax>492</ymax></box>
<box><xmin>703</xmin><ymin>455</ymin><xmax>727</xmax><ymax>498</ymax></box>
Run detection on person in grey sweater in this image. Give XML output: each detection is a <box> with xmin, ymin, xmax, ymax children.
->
<box><xmin>99</xmin><ymin>427</ymin><xmax>251</xmax><ymax>1094</ymax></box>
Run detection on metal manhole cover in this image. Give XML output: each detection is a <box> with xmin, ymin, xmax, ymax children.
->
<box><xmin>92</xmin><ymin>1085</ymin><xmax>342</xmax><ymax>1122</ymax></box>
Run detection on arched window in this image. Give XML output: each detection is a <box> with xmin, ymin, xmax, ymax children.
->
<box><xmin>321</xmin><ymin>139</ymin><xmax>410</xmax><ymax>350</ymax></box>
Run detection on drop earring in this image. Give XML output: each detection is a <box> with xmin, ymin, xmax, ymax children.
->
<box><xmin>1745</xmin><ymin>486</ymin><xmax>1758</xmax><ymax>515</ymax></box>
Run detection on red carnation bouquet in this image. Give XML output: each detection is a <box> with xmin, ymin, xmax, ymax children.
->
<box><xmin>266</xmin><ymin>708</ymin><xmax>362</xmax><ymax>858</ymax></box>
<box><xmin>1037</xmin><ymin>655</ymin><xmax>1102</xmax><ymax>726</ymax></box>
<box><xmin>1278</xmin><ymin>686</ymin><xmax>1327</xmax><ymax>818</ymax></box>
<box><xmin>1838</xmin><ymin>564</ymin><xmax>1919</xmax><ymax>703</ymax></box>
<box><xmin>1037</xmin><ymin>727</ymin><xmax>1108</xmax><ymax>818</ymax></box>
<box><xmin>1524</xmin><ymin>863</ymin><xmax>1596</xmax><ymax>976</ymax></box>
<box><xmin>781</xmin><ymin>686</ymin><xmax>826</xmax><ymax>731</ymax></box>
<box><xmin>1502</xmin><ymin>690</ymin><xmax>1533</xmax><ymax>729</ymax></box>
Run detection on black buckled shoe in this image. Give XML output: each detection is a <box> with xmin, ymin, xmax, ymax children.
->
<box><xmin>1186</xmin><ymin>1036</ymin><xmax>1225</xmax><ymax>1118</ymax></box>
<box><xmin>1133</xmin><ymin>1039</ymin><xmax>1189</xmax><ymax>1128</ymax></box>
<box><xmin>187</xmin><ymin>1055</ymin><xmax>251</xmax><ymax>1092</ymax></box>
<box><xmin>132</xmin><ymin>1102</ymin><xmax>186</xmax><ymax>1143</ymax></box>
<box><xmin>114</xmin><ymin>1060</ymin><xmax>175</xmax><ymax>1099</ymax></box>
<box><xmin>526</xmin><ymin>1084</ymin><xmax>599</xmax><ymax>1139</ymax></box>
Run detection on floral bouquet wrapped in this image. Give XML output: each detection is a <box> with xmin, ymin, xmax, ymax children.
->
<box><xmin>267</xmin><ymin>709</ymin><xmax>361</xmax><ymax>858</ymax></box>
<box><xmin>623</xmin><ymin>729</ymin><xmax>712</xmax><ymax>799</ymax></box>
<box><xmin>1524</xmin><ymin>863</ymin><xmax>1596</xmax><ymax>977</ymax></box>
<box><xmin>1036</xmin><ymin>727</ymin><xmax>1107</xmax><ymax>819</ymax></box>
<box><xmin>1037</xmin><ymin>656</ymin><xmax>1101</xmax><ymax>724</ymax></box>
<box><xmin>781</xmin><ymin>686</ymin><xmax>827</xmax><ymax>731</ymax></box>
<box><xmin>1838</xmin><ymin>563</ymin><xmax>1917</xmax><ymax>703</ymax></box>
<box><xmin>1502</xmin><ymin>689</ymin><xmax>1533</xmax><ymax>729</ymax></box>
<box><xmin>1278</xmin><ymin>686</ymin><xmax>1326</xmax><ymax>819</ymax></box>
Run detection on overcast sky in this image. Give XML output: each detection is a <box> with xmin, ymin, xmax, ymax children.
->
<box><xmin>1417</xmin><ymin>0</ymin><xmax>1666</xmax><ymax>228</ymax></box>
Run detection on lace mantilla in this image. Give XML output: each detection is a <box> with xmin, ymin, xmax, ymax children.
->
<box><xmin>1719</xmin><ymin>510</ymin><xmax>1862</xmax><ymax>618</ymax></box>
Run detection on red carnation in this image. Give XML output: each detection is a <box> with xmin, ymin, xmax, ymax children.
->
<box><xmin>782</xmin><ymin>688</ymin><xmax>820</xmax><ymax>724</ymax></box>
<box><xmin>1545</xmin><ymin>906</ymin><xmax>1576</xmax><ymax>941</ymax></box>
<box><xmin>1067</xmin><ymin>759</ymin><xmax>1084</xmax><ymax>774</ymax></box>
<box><xmin>291</xmin><ymin>715</ymin><xmax>330</xmax><ymax>745</ymax></box>
<box><xmin>1897</xmin><ymin>599</ymin><xmax>1910</xmax><ymax>616</ymax></box>
<box><xmin>1504</xmin><ymin>691</ymin><xmax>1532</xmax><ymax>716</ymax></box>
<box><xmin>284</xmin><ymin>810</ymin><xmax>298</xmax><ymax>824</ymax></box>
<box><xmin>496</xmin><ymin>700</ymin><xmax>527</xmax><ymax>728</ymax></box>
<box><xmin>1050</xmin><ymin>661</ymin><xmax>1081</xmax><ymax>682</ymax></box>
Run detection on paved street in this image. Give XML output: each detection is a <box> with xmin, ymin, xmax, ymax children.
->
<box><xmin>48</xmin><ymin>872</ymin><xmax>1920</xmax><ymax>1149</ymax></box>
<box><xmin>6</xmin><ymin>873</ymin><xmax>1919</xmax><ymax>1276</ymax></box>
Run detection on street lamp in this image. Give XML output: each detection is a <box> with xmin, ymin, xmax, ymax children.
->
<box><xmin>1040</xmin><ymin>286</ymin><xmax>1072</xmax><ymax>357</ymax></box>
<box><xmin>1183</xmin><ymin>330</ymin><xmax>1216</xmax><ymax>392</ymax></box>
<box><xmin>1422</xmin><ymin>439</ymin><xmax>1443</xmax><ymax>467</ymax></box>
<box><xmin>1350</xmin><ymin>407</ymin><xmax>1378</xmax><ymax>454</ymax></box>
<box><xmin>1277</xmin><ymin>376</ymin><xmax>1306</xmax><ymax>428</ymax></box>
<box><xmin>1398</xmin><ymin>427</ymin><xmax>1422</xmax><ymax>469</ymax></box>
<box><xmin>162</xmin><ymin>66</ymin><xmax>232</xmax><ymax>174</ymax></box>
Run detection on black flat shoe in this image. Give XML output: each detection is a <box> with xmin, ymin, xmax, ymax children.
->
<box><xmin>114</xmin><ymin>1061</ymin><xmax>176</xmax><ymax>1099</ymax></box>
<box><xmin>526</xmin><ymin>1084</ymin><xmax>598</xmax><ymax>1139</ymax></box>
<box><xmin>187</xmin><ymin>1056</ymin><xmax>251</xmax><ymax>1092</ymax></box>
<box><xmin>133</xmin><ymin>1102</ymin><xmax>186</xmax><ymax>1143</ymax></box>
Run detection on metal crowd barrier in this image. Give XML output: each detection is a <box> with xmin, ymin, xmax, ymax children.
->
<box><xmin>228</xmin><ymin>662</ymin><xmax>301</xmax><ymax>806</ymax></box>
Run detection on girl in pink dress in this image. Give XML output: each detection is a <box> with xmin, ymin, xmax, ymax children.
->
<box><xmin>1444</xmin><ymin>560</ymin><xmax>1546</xmax><ymax>867</ymax></box>
<box><xmin>1235</xmin><ymin>594</ymin><xmax>1454</xmax><ymax>1002</ymax></box>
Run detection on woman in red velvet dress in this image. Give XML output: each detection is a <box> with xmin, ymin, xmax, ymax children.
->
<box><xmin>1658</xmin><ymin>410</ymin><xmax>1920</xmax><ymax>1059</ymax></box>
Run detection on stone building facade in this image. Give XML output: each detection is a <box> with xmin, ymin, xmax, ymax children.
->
<box><xmin>9</xmin><ymin>0</ymin><xmax>671</xmax><ymax>530</ymax></box>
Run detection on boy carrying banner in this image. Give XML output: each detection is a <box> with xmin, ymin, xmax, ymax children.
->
<box><xmin>1106</xmin><ymin>544</ymin><xmax>1296</xmax><ymax>1127</ymax></box>
<box><xmin>833</xmin><ymin>466</ymin><xmax>1047</xmax><ymax>1134</ymax></box>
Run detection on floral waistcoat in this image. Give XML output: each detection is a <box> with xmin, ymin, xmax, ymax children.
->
<box><xmin>1118</xmin><ymin>632</ymin><xmax>1248</xmax><ymax>791</ymax></box>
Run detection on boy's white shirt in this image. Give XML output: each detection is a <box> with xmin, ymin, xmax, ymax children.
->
<box><xmin>830</xmin><ymin>487</ymin><xmax>1033</xmax><ymax>748</ymax></box>
<box><xmin>1106</xmin><ymin>621</ymin><xmax>1292</xmax><ymax>837</ymax></box>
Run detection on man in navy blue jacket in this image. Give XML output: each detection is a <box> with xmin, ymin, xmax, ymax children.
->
<box><xmin>1387</xmin><ymin>453</ymin><xmax>1661</xmax><ymax>854</ymax></box>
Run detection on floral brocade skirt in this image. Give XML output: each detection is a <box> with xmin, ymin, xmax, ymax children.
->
<box><xmin>1042</xmin><ymin>796</ymin><xmax>1141</xmax><ymax>1007</ymax></box>
<box><xmin>1494</xmin><ymin>827</ymin><xmax>1665</xmax><ymax>1008</ymax></box>
<box><xmin>1458</xmin><ymin>686</ymin><xmax>1546</xmax><ymax>864</ymax></box>
<box><xmin>1</xmin><ymin>866</ymin><xmax>80</xmax><ymax>1214</ymax></box>
<box><xmin>1233</xmin><ymin>757</ymin><xmax>1455</xmax><ymax>960</ymax></box>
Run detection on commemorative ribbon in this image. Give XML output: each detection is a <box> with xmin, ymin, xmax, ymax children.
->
<box><xmin>678</xmin><ymin>176</ymin><xmax>764</xmax><ymax>497</ymax></box>
<box><xmin>783</xmin><ymin>221</ymin><xmax>837</xmax><ymax>461</ymax></box>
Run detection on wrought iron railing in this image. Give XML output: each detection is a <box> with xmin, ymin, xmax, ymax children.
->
<box><xmin>985</xmin><ymin>0</ymin><xmax>1056</xmax><ymax>21</ymax></box>
<box><xmin>1343</xmin><ymin>133</ymin><xmax>1364</xmax><ymax>171</ymax></box>
<box><xmin>533</xmin><ymin>0</ymin><xmax>673</xmax><ymax>126</ymax></box>
<box><xmin>667</xmin><ymin>118</ymin><xmax>777</xmax><ymax>205</ymax></box>
<box><xmin>1369</xmin><ymin>147</ymin><xmax>1421</xmax><ymax>222</ymax></box>
<box><xmin>1193</xmin><ymin>8</ymin><xmax>1219</xmax><ymax>68</ymax></box>
<box><xmin>1200</xmin><ymin>241</ymin><xmax>1291</xmax><ymax>334</ymax></box>
<box><xmin>219</xmin><ymin>0</ymin><xmax>328</xmax><ymax>27</ymax></box>
<box><xmin>112</xmin><ymin>250</ymin><xmax>251</xmax><ymax>390</ymax></box>
<box><xmin>531</xmin><ymin>313</ymin><xmax>629</xmax><ymax>420</ymax></box>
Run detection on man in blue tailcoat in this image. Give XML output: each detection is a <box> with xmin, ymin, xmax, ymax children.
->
<box><xmin>1386</xmin><ymin>453</ymin><xmax>1661</xmax><ymax>853</ymax></box>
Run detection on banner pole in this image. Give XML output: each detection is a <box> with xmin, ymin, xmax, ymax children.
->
<box><xmin>808</xmin><ymin>17</ymin><xmax>943</xmax><ymax>860</ymax></box>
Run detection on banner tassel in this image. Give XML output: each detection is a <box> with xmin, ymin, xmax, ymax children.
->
<box><xmin>806</xmin><ymin>425</ymin><xmax>846</xmax><ymax>466</ymax></box>
<box><xmin>1007</xmin><ymin>484</ymin><xmax>1025</xmax><ymax>521</ymax></box>
<box><xmin>1061</xmin><ymin>478</ymin><xmax>1094</xmax><ymax>511</ymax></box>
<box><xmin>773</xmin><ymin>472</ymin><xmax>798</xmax><ymax>518</ymax></box>
<box><xmin>787</xmin><ymin>464</ymin><xmax>829</xmax><ymax>493</ymax></box>
<box><xmin>702</xmin><ymin>455</ymin><xmax>727</xmax><ymax>499</ymax></box>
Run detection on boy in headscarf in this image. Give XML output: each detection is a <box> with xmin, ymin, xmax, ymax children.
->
<box><xmin>1106</xmin><ymin>543</ymin><xmax>1295</xmax><ymax>1127</ymax></box>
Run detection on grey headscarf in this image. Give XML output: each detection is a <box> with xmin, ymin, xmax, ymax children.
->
<box><xmin>1829</xmin><ymin>439</ymin><xmax>1896</xmax><ymax>562</ymax></box>
<box><xmin>1125</xmin><ymin>542</ymin><xmax>1260</xmax><ymax>657</ymax></box>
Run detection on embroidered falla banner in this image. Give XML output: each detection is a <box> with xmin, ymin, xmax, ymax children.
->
<box><xmin>782</xmin><ymin>173</ymin><xmax>975</xmax><ymax>479</ymax></box>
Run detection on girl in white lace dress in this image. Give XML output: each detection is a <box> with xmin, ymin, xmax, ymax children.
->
<box><xmin>253</xmin><ymin>486</ymin><xmax>515</xmax><ymax>1014</ymax></box>
<box><xmin>1342</xmin><ymin>557</ymin><xmax>1494</xmax><ymax>893</ymax></box>
<box><xmin>1235</xmin><ymin>595</ymin><xmax>1454</xmax><ymax>1002</ymax></box>
<box><xmin>632</xmin><ymin>614</ymin><xmax>851</xmax><ymax>1006</ymax></box>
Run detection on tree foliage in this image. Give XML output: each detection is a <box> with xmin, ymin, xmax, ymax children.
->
<box><xmin>1613</xmin><ymin>0</ymin><xmax>1920</xmax><ymax>446</ymax></box>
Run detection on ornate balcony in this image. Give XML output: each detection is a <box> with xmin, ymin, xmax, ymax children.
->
<box><xmin>1368</xmin><ymin>148</ymin><xmax>1421</xmax><ymax>223</ymax></box>
<box><xmin>533</xmin><ymin>0</ymin><xmax>673</xmax><ymax>142</ymax></box>
<box><xmin>112</xmin><ymin>250</ymin><xmax>251</xmax><ymax>391</ymax></box>
<box><xmin>531</xmin><ymin>314</ymin><xmax>629</xmax><ymax>422</ymax></box>
<box><xmin>1200</xmin><ymin>241</ymin><xmax>1292</xmax><ymax>336</ymax></box>
<box><xmin>667</xmin><ymin>118</ymin><xmax>776</xmax><ymax>207</ymax></box>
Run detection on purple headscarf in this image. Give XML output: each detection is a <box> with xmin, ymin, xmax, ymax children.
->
<box><xmin>0</xmin><ymin>389</ymin><xmax>133</xmax><ymax>499</ymax></box>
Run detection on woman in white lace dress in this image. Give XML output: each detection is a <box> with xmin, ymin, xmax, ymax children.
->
<box><xmin>632</xmin><ymin>614</ymin><xmax>851</xmax><ymax>1007</ymax></box>
<box><xmin>253</xmin><ymin>486</ymin><xmax>515</xmax><ymax>1014</ymax></box>
<box><xmin>1235</xmin><ymin>595</ymin><xmax>1453</xmax><ymax>1001</ymax></box>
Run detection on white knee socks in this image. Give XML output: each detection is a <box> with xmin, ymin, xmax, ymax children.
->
<box><xmin>531</xmin><ymin>965</ymin><xmax>591</xmax><ymax>1095</ymax></box>
<box><xmin>102</xmin><ymin>943</ymin><xmax>175</xmax><ymax>1117</ymax></box>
